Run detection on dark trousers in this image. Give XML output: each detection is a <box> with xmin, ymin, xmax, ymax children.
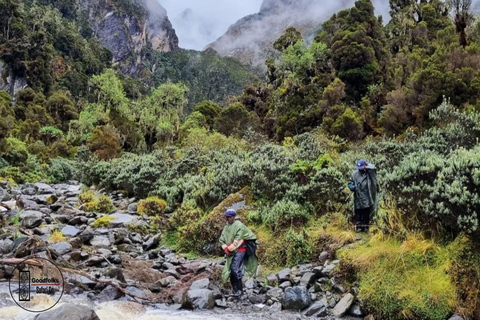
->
<box><xmin>354</xmin><ymin>206</ymin><xmax>372</xmax><ymax>228</ymax></box>
<box><xmin>230</xmin><ymin>251</ymin><xmax>245</xmax><ymax>292</ymax></box>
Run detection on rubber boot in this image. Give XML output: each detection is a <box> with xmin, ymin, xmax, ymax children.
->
<box><xmin>236</xmin><ymin>279</ymin><xmax>243</xmax><ymax>296</ymax></box>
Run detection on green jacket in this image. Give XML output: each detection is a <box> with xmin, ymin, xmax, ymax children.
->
<box><xmin>219</xmin><ymin>218</ymin><xmax>258</xmax><ymax>282</ymax></box>
<box><xmin>349</xmin><ymin>164</ymin><xmax>379</xmax><ymax>211</ymax></box>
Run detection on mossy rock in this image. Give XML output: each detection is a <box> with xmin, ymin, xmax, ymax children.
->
<box><xmin>92</xmin><ymin>216</ymin><xmax>115</xmax><ymax>228</ymax></box>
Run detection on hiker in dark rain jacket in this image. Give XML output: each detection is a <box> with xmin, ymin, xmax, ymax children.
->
<box><xmin>348</xmin><ymin>159</ymin><xmax>379</xmax><ymax>232</ymax></box>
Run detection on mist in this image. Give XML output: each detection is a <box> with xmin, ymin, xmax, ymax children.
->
<box><xmin>157</xmin><ymin>0</ymin><xmax>262</xmax><ymax>50</ymax></box>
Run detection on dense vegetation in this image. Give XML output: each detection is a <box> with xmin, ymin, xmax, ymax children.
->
<box><xmin>1</xmin><ymin>0</ymin><xmax>480</xmax><ymax>319</ymax></box>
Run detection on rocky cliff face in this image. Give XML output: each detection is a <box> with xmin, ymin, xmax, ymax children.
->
<box><xmin>78</xmin><ymin>0</ymin><xmax>178</xmax><ymax>76</ymax></box>
<box><xmin>205</xmin><ymin>0</ymin><xmax>354</xmax><ymax>72</ymax></box>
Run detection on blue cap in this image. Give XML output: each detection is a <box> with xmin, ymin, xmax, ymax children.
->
<box><xmin>225</xmin><ymin>209</ymin><xmax>237</xmax><ymax>217</ymax></box>
<box><xmin>356</xmin><ymin>159</ymin><xmax>367</xmax><ymax>169</ymax></box>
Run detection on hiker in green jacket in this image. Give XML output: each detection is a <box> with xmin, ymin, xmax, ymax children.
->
<box><xmin>219</xmin><ymin>209</ymin><xmax>258</xmax><ymax>297</ymax></box>
<box><xmin>348</xmin><ymin>159</ymin><xmax>379</xmax><ymax>232</ymax></box>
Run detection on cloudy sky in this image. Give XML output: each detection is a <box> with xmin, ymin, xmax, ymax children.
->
<box><xmin>158</xmin><ymin>0</ymin><xmax>262</xmax><ymax>50</ymax></box>
<box><xmin>157</xmin><ymin>0</ymin><xmax>480</xmax><ymax>51</ymax></box>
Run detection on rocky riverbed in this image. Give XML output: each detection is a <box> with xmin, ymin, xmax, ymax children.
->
<box><xmin>0</xmin><ymin>181</ymin><xmax>443</xmax><ymax>320</ymax></box>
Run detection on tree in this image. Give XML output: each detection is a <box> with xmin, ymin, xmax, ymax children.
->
<box><xmin>450</xmin><ymin>0</ymin><xmax>473</xmax><ymax>47</ymax></box>
<box><xmin>273</xmin><ymin>27</ymin><xmax>303</xmax><ymax>52</ymax></box>
<box><xmin>136</xmin><ymin>82</ymin><xmax>187</xmax><ymax>148</ymax></box>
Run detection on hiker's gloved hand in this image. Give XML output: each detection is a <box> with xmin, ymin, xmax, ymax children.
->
<box><xmin>348</xmin><ymin>183</ymin><xmax>355</xmax><ymax>191</ymax></box>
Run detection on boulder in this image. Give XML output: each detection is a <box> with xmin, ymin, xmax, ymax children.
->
<box><xmin>190</xmin><ymin>278</ymin><xmax>210</xmax><ymax>290</ymax></box>
<box><xmin>277</xmin><ymin>268</ymin><xmax>291</xmax><ymax>282</ymax></box>
<box><xmin>51</xmin><ymin>242</ymin><xmax>72</xmax><ymax>255</ymax></box>
<box><xmin>182</xmin><ymin>289</ymin><xmax>215</xmax><ymax>310</ymax></box>
<box><xmin>303</xmin><ymin>300</ymin><xmax>327</xmax><ymax>317</ymax></box>
<box><xmin>33</xmin><ymin>304</ymin><xmax>100</xmax><ymax>320</ymax></box>
<box><xmin>282</xmin><ymin>285</ymin><xmax>312</xmax><ymax>311</ymax></box>
<box><xmin>20</xmin><ymin>211</ymin><xmax>43</xmax><ymax>228</ymax></box>
<box><xmin>62</xmin><ymin>225</ymin><xmax>81</xmax><ymax>237</ymax></box>
<box><xmin>300</xmin><ymin>272</ymin><xmax>317</xmax><ymax>286</ymax></box>
<box><xmin>97</xmin><ymin>285</ymin><xmax>124</xmax><ymax>302</ymax></box>
<box><xmin>332</xmin><ymin>293</ymin><xmax>355</xmax><ymax>317</ymax></box>
<box><xmin>109</xmin><ymin>213</ymin><xmax>137</xmax><ymax>228</ymax></box>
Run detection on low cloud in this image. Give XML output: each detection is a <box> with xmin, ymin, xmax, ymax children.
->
<box><xmin>157</xmin><ymin>0</ymin><xmax>262</xmax><ymax>50</ymax></box>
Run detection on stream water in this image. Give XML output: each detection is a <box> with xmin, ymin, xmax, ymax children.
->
<box><xmin>0</xmin><ymin>284</ymin><xmax>314</xmax><ymax>320</ymax></box>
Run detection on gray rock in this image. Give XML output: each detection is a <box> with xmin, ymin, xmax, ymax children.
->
<box><xmin>267</xmin><ymin>274</ymin><xmax>278</xmax><ymax>286</ymax></box>
<box><xmin>215</xmin><ymin>299</ymin><xmax>227</xmax><ymax>308</ymax></box>
<box><xmin>33</xmin><ymin>303</ymin><xmax>99</xmax><ymax>320</ymax></box>
<box><xmin>318</xmin><ymin>251</ymin><xmax>329</xmax><ymax>265</ymax></box>
<box><xmin>245</xmin><ymin>278</ymin><xmax>255</xmax><ymax>289</ymax></box>
<box><xmin>158</xmin><ymin>276</ymin><xmax>176</xmax><ymax>287</ymax></box>
<box><xmin>249</xmin><ymin>294</ymin><xmax>266</xmax><ymax>304</ymax></box>
<box><xmin>282</xmin><ymin>285</ymin><xmax>312</xmax><ymax>311</ymax></box>
<box><xmin>303</xmin><ymin>300</ymin><xmax>327</xmax><ymax>316</ymax></box>
<box><xmin>266</xmin><ymin>287</ymin><xmax>283</xmax><ymax>301</ymax></box>
<box><xmin>51</xmin><ymin>242</ymin><xmax>72</xmax><ymax>255</ymax></box>
<box><xmin>269</xmin><ymin>301</ymin><xmax>282</xmax><ymax>312</ymax></box>
<box><xmin>52</xmin><ymin>214</ymin><xmax>70</xmax><ymax>224</ymax></box>
<box><xmin>19</xmin><ymin>198</ymin><xmax>40</xmax><ymax>210</ymax></box>
<box><xmin>448</xmin><ymin>315</ymin><xmax>464</xmax><ymax>320</ymax></box>
<box><xmin>97</xmin><ymin>285</ymin><xmax>124</xmax><ymax>302</ymax></box>
<box><xmin>312</xmin><ymin>266</ymin><xmax>323</xmax><ymax>276</ymax></box>
<box><xmin>0</xmin><ymin>187</ymin><xmax>8</xmax><ymax>201</ymax></box>
<box><xmin>68</xmin><ymin>216</ymin><xmax>88</xmax><ymax>225</ymax></box>
<box><xmin>322</xmin><ymin>262</ymin><xmax>337</xmax><ymax>276</ymax></box>
<box><xmin>182</xmin><ymin>289</ymin><xmax>215</xmax><ymax>310</ymax></box>
<box><xmin>332</xmin><ymin>293</ymin><xmax>355</xmax><ymax>317</ymax></box>
<box><xmin>164</xmin><ymin>269</ymin><xmax>180</xmax><ymax>279</ymax></box>
<box><xmin>348</xmin><ymin>301</ymin><xmax>364</xmax><ymax>317</ymax></box>
<box><xmin>22</xmin><ymin>187</ymin><xmax>37</xmax><ymax>196</ymax></box>
<box><xmin>142</xmin><ymin>233</ymin><xmax>161</xmax><ymax>251</ymax></box>
<box><xmin>62</xmin><ymin>225</ymin><xmax>81</xmax><ymax>237</ymax></box>
<box><xmin>20</xmin><ymin>211</ymin><xmax>43</xmax><ymax>228</ymax></box>
<box><xmin>78</xmin><ymin>226</ymin><xmax>94</xmax><ymax>244</ymax></box>
<box><xmin>190</xmin><ymin>278</ymin><xmax>209</xmax><ymax>290</ymax></box>
<box><xmin>96</xmin><ymin>248</ymin><xmax>112</xmax><ymax>257</ymax></box>
<box><xmin>279</xmin><ymin>281</ymin><xmax>292</xmax><ymax>290</ymax></box>
<box><xmin>127</xmin><ymin>203</ymin><xmax>137</xmax><ymax>213</ymax></box>
<box><xmin>90</xmin><ymin>235</ymin><xmax>111</xmax><ymax>248</ymax></box>
<box><xmin>300</xmin><ymin>272</ymin><xmax>317</xmax><ymax>287</ymax></box>
<box><xmin>277</xmin><ymin>268</ymin><xmax>291</xmax><ymax>282</ymax></box>
<box><xmin>34</xmin><ymin>183</ymin><xmax>55</xmax><ymax>194</ymax></box>
<box><xmin>109</xmin><ymin>213</ymin><xmax>137</xmax><ymax>228</ymax></box>
<box><xmin>126</xmin><ymin>286</ymin><xmax>147</xmax><ymax>299</ymax></box>
<box><xmin>0</xmin><ymin>238</ymin><xmax>13</xmax><ymax>254</ymax></box>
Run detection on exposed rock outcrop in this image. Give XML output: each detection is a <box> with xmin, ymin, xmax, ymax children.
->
<box><xmin>77</xmin><ymin>0</ymin><xmax>178</xmax><ymax>76</ymax></box>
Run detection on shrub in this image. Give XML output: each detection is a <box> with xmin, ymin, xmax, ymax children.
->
<box><xmin>137</xmin><ymin>196</ymin><xmax>167</xmax><ymax>216</ymax></box>
<box><xmin>84</xmin><ymin>194</ymin><xmax>115</xmax><ymax>213</ymax></box>
<box><xmin>285</xmin><ymin>228</ymin><xmax>312</xmax><ymax>266</ymax></box>
<box><xmin>78</xmin><ymin>189</ymin><xmax>95</xmax><ymax>204</ymax></box>
<box><xmin>91</xmin><ymin>216</ymin><xmax>115</xmax><ymax>228</ymax></box>
<box><xmin>86</xmin><ymin>125</ymin><xmax>122</xmax><ymax>160</ymax></box>
<box><xmin>39</xmin><ymin>126</ymin><xmax>63</xmax><ymax>144</ymax></box>
<box><xmin>47</xmin><ymin>157</ymin><xmax>76</xmax><ymax>183</ymax></box>
<box><xmin>49</xmin><ymin>229</ymin><xmax>66</xmax><ymax>243</ymax></box>
<box><xmin>258</xmin><ymin>200</ymin><xmax>311</xmax><ymax>232</ymax></box>
<box><xmin>0</xmin><ymin>137</ymin><xmax>28</xmax><ymax>165</ymax></box>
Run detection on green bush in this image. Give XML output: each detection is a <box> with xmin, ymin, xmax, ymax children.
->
<box><xmin>47</xmin><ymin>157</ymin><xmax>76</xmax><ymax>183</ymax></box>
<box><xmin>285</xmin><ymin>228</ymin><xmax>312</xmax><ymax>266</ymax></box>
<box><xmin>137</xmin><ymin>196</ymin><xmax>167</xmax><ymax>216</ymax></box>
<box><xmin>254</xmin><ymin>200</ymin><xmax>311</xmax><ymax>232</ymax></box>
<box><xmin>0</xmin><ymin>137</ymin><xmax>29</xmax><ymax>165</ymax></box>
